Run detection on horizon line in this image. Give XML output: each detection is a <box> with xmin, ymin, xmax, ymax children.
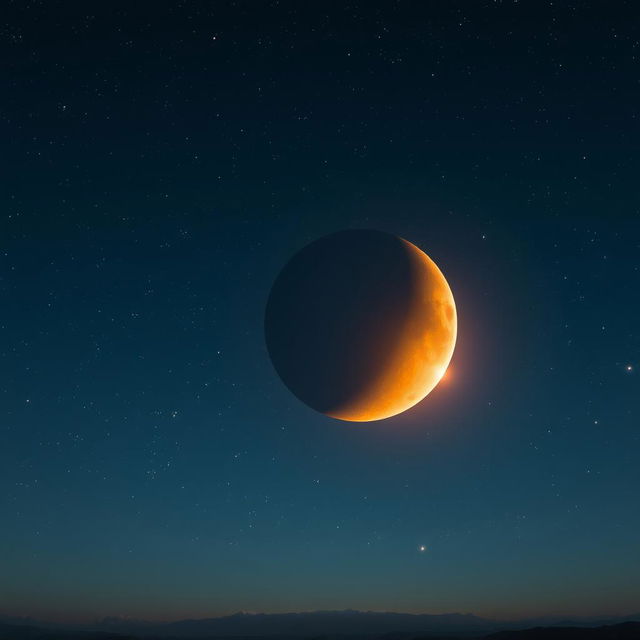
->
<box><xmin>3</xmin><ymin>607</ymin><xmax>640</xmax><ymax>627</ymax></box>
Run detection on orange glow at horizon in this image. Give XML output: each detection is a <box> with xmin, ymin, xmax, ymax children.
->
<box><xmin>327</xmin><ymin>238</ymin><xmax>457</xmax><ymax>422</ymax></box>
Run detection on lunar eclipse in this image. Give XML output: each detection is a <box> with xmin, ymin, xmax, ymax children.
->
<box><xmin>265</xmin><ymin>230</ymin><xmax>457</xmax><ymax>421</ymax></box>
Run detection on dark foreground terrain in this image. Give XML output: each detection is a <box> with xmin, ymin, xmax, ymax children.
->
<box><xmin>1</xmin><ymin>621</ymin><xmax>639</xmax><ymax>640</ymax></box>
<box><xmin>482</xmin><ymin>622</ymin><xmax>640</xmax><ymax>638</ymax></box>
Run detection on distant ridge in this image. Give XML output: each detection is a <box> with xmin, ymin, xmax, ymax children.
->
<box><xmin>1</xmin><ymin>611</ymin><xmax>639</xmax><ymax>639</ymax></box>
<box><xmin>107</xmin><ymin>610</ymin><xmax>495</xmax><ymax>637</ymax></box>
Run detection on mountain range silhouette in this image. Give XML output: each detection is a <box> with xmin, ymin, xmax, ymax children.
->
<box><xmin>1</xmin><ymin>610</ymin><xmax>639</xmax><ymax>639</ymax></box>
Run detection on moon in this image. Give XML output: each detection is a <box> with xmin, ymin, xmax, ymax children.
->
<box><xmin>264</xmin><ymin>229</ymin><xmax>457</xmax><ymax>422</ymax></box>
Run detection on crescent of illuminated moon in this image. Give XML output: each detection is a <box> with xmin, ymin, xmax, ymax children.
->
<box><xmin>327</xmin><ymin>238</ymin><xmax>457</xmax><ymax>422</ymax></box>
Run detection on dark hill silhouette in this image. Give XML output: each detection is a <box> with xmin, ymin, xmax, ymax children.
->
<box><xmin>482</xmin><ymin>621</ymin><xmax>640</xmax><ymax>639</ymax></box>
<box><xmin>2</xmin><ymin>613</ymin><xmax>640</xmax><ymax>640</ymax></box>
<box><xmin>2</xmin><ymin>620</ymin><xmax>640</xmax><ymax>640</ymax></box>
<box><xmin>0</xmin><ymin>612</ymin><xmax>640</xmax><ymax>640</ymax></box>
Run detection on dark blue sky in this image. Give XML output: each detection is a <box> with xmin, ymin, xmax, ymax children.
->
<box><xmin>1</xmin><ymin>0</ymin><xmax>639</xmax><ymax>623</ymax></box>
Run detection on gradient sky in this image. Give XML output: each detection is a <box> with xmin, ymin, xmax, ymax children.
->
<box><xmin>2</xmin><ymin>0</ymin><xmax>639</xmax><ymax>624</ymax></box>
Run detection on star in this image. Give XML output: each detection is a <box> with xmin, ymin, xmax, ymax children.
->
<box><xmin>419</xmin><ymin>545</ymin><xmax>426</xmax><ymax>552</ymax></box>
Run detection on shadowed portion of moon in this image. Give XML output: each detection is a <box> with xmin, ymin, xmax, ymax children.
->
<box><xmin>264</xmin><ymin>229</ymin><xmax>457</xmax><ymax>422</ymax></box>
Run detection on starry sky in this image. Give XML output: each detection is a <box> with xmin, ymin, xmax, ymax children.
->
<box><xmin>2</xmin><ymin>0</ymin><xmax>639</xmax><ymax>625</ymax></box>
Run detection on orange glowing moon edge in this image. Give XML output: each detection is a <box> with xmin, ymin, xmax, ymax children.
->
<box><xmin>326</xmin><ymin>238</ymin><xmax>457</xmax><ymax>422</ymax></box>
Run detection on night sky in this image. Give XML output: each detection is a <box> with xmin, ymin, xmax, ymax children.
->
<box><xmin>2</xmin><ymin>0</ymin><xmax>639</xmax><ymax>625</ymax></box>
